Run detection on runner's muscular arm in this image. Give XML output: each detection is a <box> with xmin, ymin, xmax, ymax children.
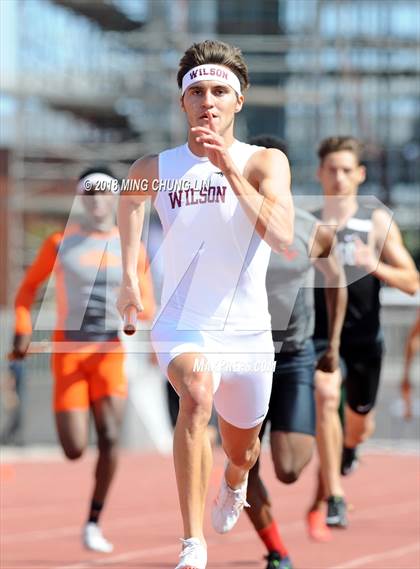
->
<box><xmin>400</xmin><ymin>311</ymin><xmax>420</xmax><ymax>418</ymax></box>
<box><xmin>402</xmin><ymin>312</ymin><xmax>420</xmax><ymax>382</ymax></box>
<box><xmin>192</xmin><ymin>117</ymin><xmax>293</xmax><ymax>252</ymax></box>
<box><xmin>312</xmin><ymin>224</ymin><xmax>347</xmax><ymax>372</ymax></box>
<box><xmin>354</xmin><ymin>209</ymin><xmax>419</xmax><ymax>295</ymax></box>
<box><xmin>233</xmin><ymin>147</ymin><xmax>294</xmax><ymax>252</ymax></box>
<box><xmin>117</xmin><ymin>155</ymin><xmax>157</xmax><ymax>316</ymax></box>
<box><xmin>373</xmin><ymin>210</ymin><xmax>419</xmax><ymax>295</ymax></box>
<box><xmin>136</xmin><ymin>243</ymin><xmax>156</xmax><ymax>321</ymax></box>
<box><xmin>13</xmin><ymin>232</ymin><xmax>61</xmax><ymax>357</ymax></box>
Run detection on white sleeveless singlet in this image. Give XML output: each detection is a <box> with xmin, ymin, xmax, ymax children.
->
<box><xmin>154</xmin><ymin>140</ymin><xmax>271</xmax><ymax>332</ymax></box>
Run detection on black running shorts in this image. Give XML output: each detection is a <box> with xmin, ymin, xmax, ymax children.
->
<box><xmin>260</xmin><ymin>339</ymin><xmax>316</xmax><ymax>437</ymax></box>
<box><xmin>314</xmin><ymin>337</ymin><xmax>384</xmax><ymax>416</ymax></box>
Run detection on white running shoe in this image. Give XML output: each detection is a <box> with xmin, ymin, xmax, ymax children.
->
<box><xmin>211</xmin><ymin>475</ymin><xmax>249</xmax><ymax>534</ymax></box>
<box><xmin>175</xmin><ymin>538</ymin><xmax>207</xmax><ymax>569</ymax></box>
<box><xmin>82</xmin><ymin>522</ymin><xmax>114</xmax><ymax>553</ymax></box>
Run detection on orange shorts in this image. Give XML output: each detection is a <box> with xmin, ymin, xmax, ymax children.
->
<box><xmin>52</xmin><ymin>349</ymin><xmax>127</xmax><ymax>412</ymax></box>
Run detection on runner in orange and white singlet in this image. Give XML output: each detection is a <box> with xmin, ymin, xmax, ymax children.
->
<box><xmin>11</xmin><ymin>166</ymin><xmax>155</xmax><ymax>553</ymax></box>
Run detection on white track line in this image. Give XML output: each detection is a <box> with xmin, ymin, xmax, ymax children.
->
<box><xmin>55</xmin><ymin>525</ymin><xmax>292</xmax><ymax>569</ymax></box>
<box><xmin>3</xmin><ymin>498</ymin><xmax>418</xmax><ymax>545</ymax></box>
<box><xmin>56</xmin><ymin>541</ymin><xmax>188</xmax><ymax>569</ymax></box>
<box><xmin>2</xmin><ymin>511</ymin><xmax>179</xmax><ymax>543</ymax></box>
<box><xmin>52</xmin><ymin>501</ymin><xmax>420</xmax><ymax>569</ymax></box>
<box><xmin>332</xmin><ymin>541</ymin><xmax>420</xmax><ymax>569</ymax></box>
<box><xmin>2</xmin><ymin>504</ymin><xmax>81</xmax><ymax>520</ymax></box>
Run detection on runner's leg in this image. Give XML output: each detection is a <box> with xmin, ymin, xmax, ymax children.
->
<box><xmin>168</xmin><ymin>352</ymin><xmax>214</xmax><ymax>543</ymax></box>
<box><xmin>315</xmin><ymin>368</ymin><xmax>344</xmax><ymax>498</ymax></box>
<box><xmin>90</xmin><ymin>395</ymin><xmax>126</xmax><ymax>508</ymax></box>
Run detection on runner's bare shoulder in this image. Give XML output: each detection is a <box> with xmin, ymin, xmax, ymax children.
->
<box><xmin>124</xmin><ymin>155</ymin><xmax>159</xmax><ymax>200</ymax></box>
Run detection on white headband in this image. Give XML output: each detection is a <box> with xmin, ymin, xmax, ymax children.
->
<box><xmin>181</xmin><ymin>64</ymin><xmax>242</xmax><ymax>96</ymax></box>
<box><xmin>77</xmin><ymin>173</ymin><xmax>119</xmax><ymax>194</ymax></box>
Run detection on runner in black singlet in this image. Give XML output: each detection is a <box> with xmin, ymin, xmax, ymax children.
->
<box><xmin>308</xmin><ymin>136</ymin><xmax>418</xmax><ymax>530</ymax></box>
<box><xmin>245</xmin><ymin>136</ymin><xmax>347</xmax><ymax>568</ymax></box>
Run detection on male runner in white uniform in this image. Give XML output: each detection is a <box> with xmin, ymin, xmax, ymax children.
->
<box><xmin>117</xmin><ymin>40</ymin><xmax>294</xmax><ymax>569</ymax></box>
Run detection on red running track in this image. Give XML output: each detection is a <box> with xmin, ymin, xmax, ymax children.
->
<box><xmin>1</xmin><ymin>448</ymin><xmax>419</xmax><ymax>569</ymax></box>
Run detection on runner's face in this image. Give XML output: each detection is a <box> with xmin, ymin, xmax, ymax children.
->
<box><xmin>318</xmin><ymin>151</ymin><xmax>366</xmax><ymax>198</ymax></box>
<box><xmin>181</xmin><ymin>80</ymin><xmax>243</xmax><ymax>134</ymax></box>
<box><xmin>81</xmin><ymin>192</ymin><xmax>116</xmax><ymax>223</ymax></box>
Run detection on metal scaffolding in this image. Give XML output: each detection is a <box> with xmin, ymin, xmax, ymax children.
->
<box><xmin>1</xmin><ymin>0</ymin><xmax>419</xmax><ymax>303</ymax></box>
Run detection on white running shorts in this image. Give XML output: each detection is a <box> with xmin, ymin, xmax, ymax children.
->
<box><xmin>150</xmin><ymin>316</ymin><xmax>275</xmax><ymax>429</ymax></box>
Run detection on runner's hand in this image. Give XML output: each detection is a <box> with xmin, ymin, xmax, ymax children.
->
<box><xmin>400</xmin><ymin>376</ymin><xmax>413</xmax><ymax>420</ymax></box>
<box><xmin>10</xmin><ymin>334</ymin><xmax>31</xmax><ymax>360</ymax></box>
<box><xmin>191</xmin><ymin>112</ymin><xmax>236</xmax><ymax>172</ymax></box>
<box><xmin>354</xmin><ymin>237</ymin><xmax>378</xmax><ymax>273</ymax></box>
<box><xmin>316</xmin><ymin>345</ymin><xmax>339</xmax><ymax>373</ymax></box>
<box><xmin>116</xmin><ymin>280</ymin><xmax>144</xmax><ymax>319</ymax></box>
